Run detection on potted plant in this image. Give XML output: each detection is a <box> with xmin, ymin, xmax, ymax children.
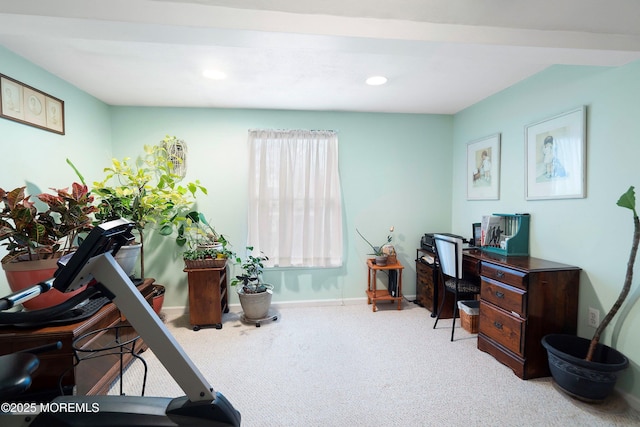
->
<box><xmin>541</xmin><ymin>186</ymin><xmax>636</xmax><ymax>401</ymax></box>
<box><xmin>356</xmin><ymin>226</ymin><xmax>395</xmax><ymax>266</ymax></box>
<box><xmin>231</xmin><ymin>247</ymin><xmax>274</xmax><ymax>321</ymax></box>
<box><xmin>84</xmin><ymin>141</ymin><xmax>207</xmax><ymax>278</ymax></box>
<box><xmin>0</xmin><ymin>183</ymin><xmax>97</xmax><ymax>309</ymax></box>
<box><xmin>178</xmin><ymin>211</ymin><xmax>236</xmax><ymax>269</ymax></box>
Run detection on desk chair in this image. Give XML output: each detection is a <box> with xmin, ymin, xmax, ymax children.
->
<box><xmin>432</xmin><ymin>234</ymin><xmax>481</xmax><ymax>341</ymax></box>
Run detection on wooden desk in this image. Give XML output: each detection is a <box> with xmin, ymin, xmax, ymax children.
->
<box><xmin>0</xmin><ymin>279</ymin><xmax>155</xmax><ymax>396</ymax></box>
<box><xmin>463</xmin><ymin>249</ymin><xmax>580</xmax><ymax>379</ymax></box>
<box><xmin>366</xmin><ymin>259</ymin><xmax>404</xmax><ymax>311</ymax></box>
<box><xmin>415</xmin><ymin>248</ymin><xmax>479</xmax><ymax>319</ymax></box>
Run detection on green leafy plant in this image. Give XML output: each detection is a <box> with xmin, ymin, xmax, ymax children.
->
<box><xmin>176</xmin><ymin>211</ymin><xmax>236</xmax><ymax>263</ymax></box>
<box><xmin>230</xmin><ymin>247</ymin><xmax>270</xmax><ymax>293</ymax></box>
<box><xmin>176</xmin><ymin>211</ymin><xmax>221</xmax><ymax>249</ymax></box>
<box><xmin>356</xmin><ymin>226</ymin><xmax>394</xmax><ymax>256</ymax></box>
<box><xmin>586</xmin><ymin>186</ymin><xmax>639</xmax><ymax>361</ymax></box>
<box><xmin>83</xmin><ymin>141</ymin><xmax>207</xmax><ymax>277</ymax></box>
<box><xmin>0</xmin><ymin>183</ymin><xmax>97</xmax><ymax>263</ymax></box>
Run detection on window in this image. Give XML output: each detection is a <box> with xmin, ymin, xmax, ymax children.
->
<box><xmin>247</xmin><ymin>129</ymin><xmax>343</xmax><ymax>267</ymax></box>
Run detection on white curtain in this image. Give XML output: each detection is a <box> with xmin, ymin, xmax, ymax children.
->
<box><xmin>247</xmin><ymin>129</ymin><xmax>343</xmax><ymax>267</ymax></box>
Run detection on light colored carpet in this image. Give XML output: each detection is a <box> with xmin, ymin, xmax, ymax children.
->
<box><xmin>109</xmin><ymin>300</ymin><xmax>640</xmax><ymax>426</ymax></box>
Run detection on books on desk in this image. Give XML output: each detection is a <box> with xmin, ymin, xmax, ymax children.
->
<box><xmin>480</xmin><ymin>213</ymin><xmax>530</xmax><ymax>256</ymax></box>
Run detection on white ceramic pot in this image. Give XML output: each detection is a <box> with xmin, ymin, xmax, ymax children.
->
<box><xmin>238</xmin><ymin>284</ymin><xmax>273</xmax><ymax>320</ymax></box>
<box><xmin>114</xmin><ymin>243</ymin><xmax>142</xmax><ymax>277</ymax></box>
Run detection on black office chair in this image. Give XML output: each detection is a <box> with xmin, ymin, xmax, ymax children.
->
<box><xmin>432</xmin><ymin>234</ymin><xmax>480</xmax><ymax>341</ymax></box>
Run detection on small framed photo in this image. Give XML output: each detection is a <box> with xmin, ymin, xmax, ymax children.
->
<box><xmin>525</xmin><ymin>106</ymin><xmax>586</xmax><ymax>200</ymax></box>
<box><xmin>467</xmin><ymin>133</ymin><xmax>501</xmax><ymax>200</ymax></box>
<box><xmin>0</xmin><ymin>73</ymin><xmax>65</xmax><ymax>135</ymax></box>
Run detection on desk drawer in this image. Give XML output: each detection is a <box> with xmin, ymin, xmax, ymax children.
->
<box><xmin>481</xmin><ymin>277</ymin><xmax>526</xmax><ymax>318</ymax></box>
<box><xmin>481</xmin><ymin>263</ymin><xmax>527</xmax><ymax>290</ymax></box>
<box><xmin>479</xmin><ymin>301</ymin><xmax>525</xmax><ymax>356</ymax></box>
<box><xmin>416</xmin><ymin>262</ymin><xmax>431</xmax><ymax>280</ymax></box>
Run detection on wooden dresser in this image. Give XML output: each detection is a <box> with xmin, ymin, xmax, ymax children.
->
<box><xmin>0</xmin><ymin>279</ymin><xmax>155</xmax><ymax>396</ymax></box>
<box><xmin>465</xmin><ymin>250</ymin><xmax>580</xmax><ymax>379</ymax></box>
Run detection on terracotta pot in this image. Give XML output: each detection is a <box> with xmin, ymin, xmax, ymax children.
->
<box><xmin>152</xmin><ymin>284</ymin><xmax>165</xmax><ymax>315</ymax></box>
<box><xmin>2</xmin><ymin>258</ymin><xmax>88</xmax><ymax>310</ymax></box>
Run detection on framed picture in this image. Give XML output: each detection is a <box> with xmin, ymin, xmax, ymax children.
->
<box><xmin>525</xmin><ymin>106</ymin><xmax>586</xmax><ymax>200</ymax></box>
<box><xmin>467</xmin><ymin>133</ymin><xmax>501</xmax><ymax>200</ymax></box>
<box><xmin>0</xmin><ymin>73</ymin><xmax>65</xmax><ymax>134</ymax></box>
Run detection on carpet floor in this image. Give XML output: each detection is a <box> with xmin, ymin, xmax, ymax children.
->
<box><xmin>109</xmin><ymin>301</ymin><xmax>640</xmax><ymax>426</ymax></box>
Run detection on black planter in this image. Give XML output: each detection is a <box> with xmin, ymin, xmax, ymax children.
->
<box><xmin>541</xmin><ymin>334</ymin><xmax>629</xmax><ymax>402</ymax></box>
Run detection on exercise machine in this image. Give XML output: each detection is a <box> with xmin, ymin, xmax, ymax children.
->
<box><xmin>0</xmin><ymin>218</ymin><xmax>241</xmax><ymax>426</ymax></box>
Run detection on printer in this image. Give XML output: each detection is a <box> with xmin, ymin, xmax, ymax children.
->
<box><xmin>420</xmin><ymin>233</ymin><xmax>465</xmax><ymax>253</ymax></box>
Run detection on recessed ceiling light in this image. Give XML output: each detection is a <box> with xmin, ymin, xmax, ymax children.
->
<box><xmin>202</xmin><ymin>69</ymin><xmax>227</xmax><ymax>80</ymax></box>
<box><xmin>366</xmin><ymin>76</ymin><xmax>388</xmax><ymax>86</ymax></box>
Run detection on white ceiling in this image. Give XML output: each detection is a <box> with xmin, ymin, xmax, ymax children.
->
<box><xmin>1</xmin><ymin>0</ymin><xmax>640</xmax><ymax>114</ymax></box>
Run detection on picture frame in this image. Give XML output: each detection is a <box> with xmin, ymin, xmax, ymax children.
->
<box><xmin>525</xmin><ymin>106</ymin><xmax>586</xmax><ymax>200</ymax></box>
<box><xmin>467</xmin><ymin>133</ymin><xmax>501</xmax><ymax>200</ymax></box>
<box><xmin>0</xmin><ymin>73</ymin><xmax>65</xmax><ymax>134</ymax></box>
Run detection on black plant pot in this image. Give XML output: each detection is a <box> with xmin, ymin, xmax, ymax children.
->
<box><xmin>541</xmin><ymin>334</ymin><xmax>629</xmax><ymax>402</ymax></box>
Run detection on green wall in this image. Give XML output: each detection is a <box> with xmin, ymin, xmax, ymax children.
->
<box><xmin>452</xmin><ymin>62</ymin><xmax>640</xmax><ymax>400</ymax></box>
<box><xmin>0</xmin><ymin>47</ymin><xmax>112</xmax><ymax>193</ymax></box>
<box><xmin>108</xmin><ymin>107</ymin><xmax>453</xmax><ymax>307</ymax></box>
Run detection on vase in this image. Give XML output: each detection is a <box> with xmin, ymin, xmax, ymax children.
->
<box><xmin>541</xmin><ymin>334</ymin><xmax>629</xmax><ymax>402</ymax></box>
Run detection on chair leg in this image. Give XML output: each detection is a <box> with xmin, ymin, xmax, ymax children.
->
<box><xmin>450</xmin><ymin>294</ymin><xmax>458</xmax><ymax>342</ymax></box>
<box><xmin>433</xmin><ymin>288</ymin><xmax>447</xmax><ymax>329</ymax></box>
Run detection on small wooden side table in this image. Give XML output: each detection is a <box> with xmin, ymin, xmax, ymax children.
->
<box><xmin>366</xmin><ymin>259</ymin><xmax>404</xmax><ymax>312</ymax></box>
<box><xmin>184</xmin><ymin>264</ymin><xmax>229</xmax><ymax>331</ymax></box>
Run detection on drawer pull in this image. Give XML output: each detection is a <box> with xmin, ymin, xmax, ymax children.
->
<box><xmin>493</xmin><ymin>321</ymin><xmax>503</xmax><ymax>330</ymax></box>
<box><xmin>495</xmin><ymin>291</ymin><xmax>505</xmax><ymax>299</ymax></box>
<box><xmin>495</xmin><ymin>271</ymin><xmax>505</xmax><ymax>278</ymax></box>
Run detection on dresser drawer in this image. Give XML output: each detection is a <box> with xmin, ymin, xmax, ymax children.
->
<box><xmin>481</xmin><ymin>277</ymin><xmax>527</xmax><ymax>318</ymax></box>
<box><xmin>417</xmin><ymin>262</ymin><xmax>431</xmax><ymax>280</ymax></box>
<box><xmin>479</xmin><ymin>301</ymin><xmax>525</xmax><ymax>356</ymax></box>
<box><xmin>481</xmin><ymin>263</ymin><xmax>527</xmax><ymax>290</ymax></box>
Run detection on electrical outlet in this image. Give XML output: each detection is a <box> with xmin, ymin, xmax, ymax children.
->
<box><xmin>588</xmin><ymin>307</ymin><xmax>600</xmax><ymax>327</ymax></box>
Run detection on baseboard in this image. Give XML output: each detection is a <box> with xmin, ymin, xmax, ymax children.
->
<box><xmin>619</xmin><ymin>388</ymin><xmax>640</xmax><ymax>411</ymax></box>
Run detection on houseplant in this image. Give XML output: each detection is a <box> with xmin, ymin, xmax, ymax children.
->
<box><xmin>0</xmin><ymin>183</ymin><xmax>97</xmax><ymax>308</ymax></box>
<box><xmin>85</xmin><ymin>142</ymin><xmax>207</xmax><ymax>278</ymax></box>
<box><xmin>541</xmin><ymin>186</ymin><xmax>636</xmax><ymax>401</ymax></box>
<box><xmin>178</xmin><ymin>211</ymin><xmax>236</xmax><ymax>269</ymax></box>
<box><xmin>231</xmin><ymin>247</ymin><xmax>273</xmax><ymax>320</ymax></box>
<box><xmin>356</xmin><ymin>226</ymin><xmax>394</xmax><ymax>266</ymax></box>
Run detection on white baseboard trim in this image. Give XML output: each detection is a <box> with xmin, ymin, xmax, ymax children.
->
<box><xmin>620</xmin><ymin>388</ymin><xmax>640</xmax><ymax>411</ymax></box>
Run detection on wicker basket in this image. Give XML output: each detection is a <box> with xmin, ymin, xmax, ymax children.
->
<box><xmin>184</xmin><ymin>258</ymin><xmax>227</xmax><ymax>269</ymax></box>
<box><xmin>458</xmin><ymin>300</ymin><xmax>479</xmax><ymax>334</ymax></box>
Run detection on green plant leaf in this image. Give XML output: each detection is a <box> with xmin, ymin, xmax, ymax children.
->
<box><xmin>158</xmin><ymin>224</ymin><xmax>174</xmax><ymax>236</ymax></box>
<box><xmin>617</xmin><ymin>186</ymin><xmax>637</xmax><ymax>217</ymax></box>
